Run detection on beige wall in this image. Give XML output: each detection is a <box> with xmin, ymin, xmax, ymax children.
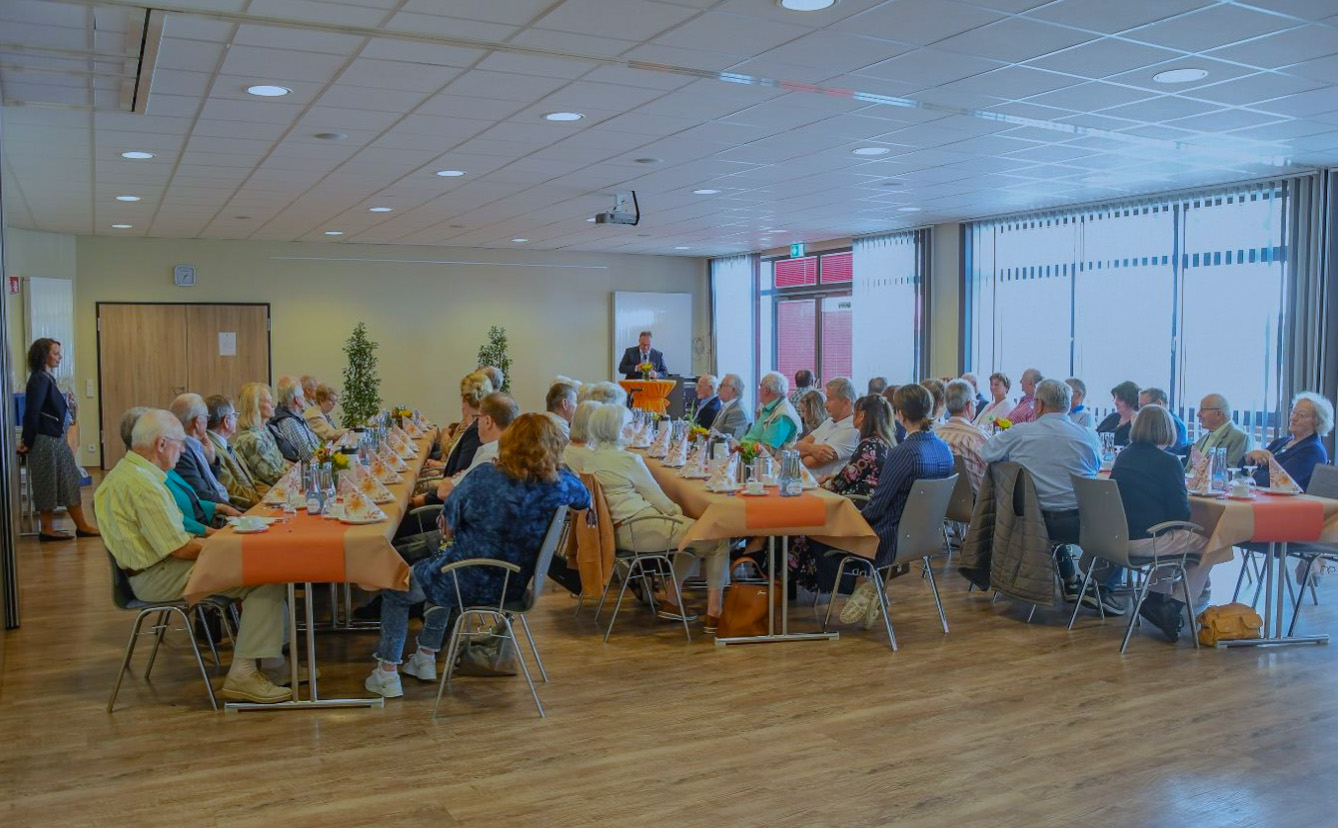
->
<box><xmin>3</xmin><ymin>227</ymin><xmax>77</xmax><ymax>387</ymax></box>
<box><xmin>929</xmin><ymin>223</ymin><xmax>962</xmax><ymax>378</ymax></box>
<box><xmin>74</xmin><ymin>236</ymin><xmax>707</xmax><ymax>467</ymax></box>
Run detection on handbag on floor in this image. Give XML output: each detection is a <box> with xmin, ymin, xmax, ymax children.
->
<box><xmin>1196</xmin><ymin>602</ymin><xmax>1263</xmax><ymax>646</ymax></box>
<box><xmin>716</xmin><ymin>556</ymin><xmax>786</xmax><ymax>637</ymax></box>
<box><xmin>453</xmin><ymin>623</ymin><xmax>519</xmax><ymax>677</ymax></box>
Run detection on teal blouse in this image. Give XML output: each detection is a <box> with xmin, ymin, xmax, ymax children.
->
<box><xmin>165</xmin><ymin>469</ymin><xmax>217</xmax><ymax>536</ymax></box>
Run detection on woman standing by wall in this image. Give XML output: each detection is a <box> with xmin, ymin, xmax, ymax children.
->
<box><xmin>18</xmin><ymin>338</ymin><xmax>98</xmax><ymax>541</ymax></box>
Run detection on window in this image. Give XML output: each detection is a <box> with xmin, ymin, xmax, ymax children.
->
<box><xmin>965</xmin><ymin>181</ymin><xmax>1294</xmax><ymax>445</ymax></box>
<box><xmin>761</xmin><ymin>250</ymin><xmax>854</xmax><ymax>389</ymax></box>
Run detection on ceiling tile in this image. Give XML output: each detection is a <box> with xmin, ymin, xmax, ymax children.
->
<box><xmin>832</xmin><ymin>0</ymin><xmax>1003</xmax><ymax>46</ymax></box>
<box><xmin>1026</xmin><ymin>0</ymin><xmax>1213</xmax><ymax>34</ymax></box>
<box><xmin>1206</xmin><ymin>25</ymin><xmax>1338</xmax><ymax>69</ymax></box>
<box><xmin>1122</xmin><ymin>5</ymin><xmax>1297</xmax><ymax>52</ymax></box>
<box><xmin>337</xmin><ymin>59</ymin><xmax>463</xmax><ymax>92</ymax></box>
<box><xmin>943</xmin><ymin>66</ymin><xmax>1084</xmax><ymax>99</ymax></box>
<box><xmin>935</xmin><ymin>17</ymin><xmax>1097</xmax><ymax>63</ymax></box>
<box><xmin>652</xmin><ymin>11</ymin><xmax>809</xmax><ymax>56</ymax></box>
<box><xmin>1024</xmin><ymin>37</ymin><xmax>1182</xmax><ymax>79</ymax></box>
<box><xmin>855</xmin><ymin>48</ymin><xmax>1006</xmax><ymax>89</ymax></box>
<box><xmin>1188</xmin><ymin>72</ymin><xmax>1327</xmax><ymax>106</ymax></box>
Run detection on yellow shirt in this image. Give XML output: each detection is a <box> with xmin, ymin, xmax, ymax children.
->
<box><xmin>94</xmin><ymin>452</ymin><xmax>192</xmax><ymax>572</ymax></box>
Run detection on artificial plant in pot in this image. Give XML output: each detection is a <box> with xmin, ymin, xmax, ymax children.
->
<box><xmin>341</xmin><ymin>321</ymin><xmax>382</xmax><ymax>427</ymax></box>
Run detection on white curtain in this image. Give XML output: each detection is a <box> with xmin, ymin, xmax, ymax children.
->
<box><xmin>711</xmin><ymin>254</ymin><xmax>756</xmax><ymax>411</ymax></box>
<box><xmin>24</xmin><ymin>276</ymin><xmax>75</xmax><ymax>385</ymax></box>
<box><xmin>852</xmin><ymin>232</ymin><xmax>920</xmax><ymax>386</ymax></box>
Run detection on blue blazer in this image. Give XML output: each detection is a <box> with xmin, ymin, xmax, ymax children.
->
<box><xmin>694</xmin><ymin>396</ymin><xmax>721</xmax><ymax>430</ymax></box>
<box><xmin>619</xmin><ymin>347</ymin><xmax>667</xmax><ymax>379</ymax></box>
<box><xmin>21</xmin><ymin>371</ymin><xmax>67</xmax><ymax>447</ymax></box>
<box><xmin>1254</xmin><ymin>433</ymin><xmax>1328</xmax><ymax>491</ymax></box>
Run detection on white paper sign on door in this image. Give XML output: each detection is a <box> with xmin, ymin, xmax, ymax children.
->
<box><xmin>219</xmin><ymin>331</ymin><xmax>237</xmax><ymax>357</ymax></box>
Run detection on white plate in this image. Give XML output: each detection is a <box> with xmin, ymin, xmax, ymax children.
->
<box><xmin>340</xmin><ymin>515</ymin><xmax>386</xmax><ymax>525</ymax></box>
<box><xmin>373</xmin><ymin>496</ymin><xmax>395</xmax><ymax>505</ymax></box>
<box><xmin>706</xmin><ymin>485</ymin><xmax>741</xmax><ymax>493</ymax></box>
<box><xmin>234</xmin><ymin>525</ymin><xmax>269</xmax><ymax>534</ymax></box>
<box><xmin>1263</xmin><ymin>489</ymin><xmax>1301</xmax><ymax>497</ymax></box>
<box><xmin>739</xmin><ymin>490</ymin><xmax>770</xmax><ymax>497</ymax></box>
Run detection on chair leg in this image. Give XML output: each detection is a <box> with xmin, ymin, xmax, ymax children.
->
<box><xmin>923</xmin><ymin>557</ymin><xmax>949</xmax><ymax>634</ymax></box>
<box><xmin>603</xmin><ymin>559</ymin><xmax>639</xmax><ymax>643</ymax></box>
<box><xmin>172</xmin><ymin>607</ymin><xmax>218</xmax><ymax>711</ymax></box>
<box><xmin>144</xmin><ymin>609</ymin><xmax>171</xmax><ymax>679</ymax></box>
<box><xmin>516</xmin><ymin>614</ymin><xmax>548</xmax><ymax>682</ymax></box>
<box><xmin>1179</xmin><ymin>565</ymin><xmax>1199</xmax><ymax>649</ymax></box>
<box><xmin>1121</xmin><ymin>571</ymin><xmax>1156</xmax><ymax>654</ymax></box>
<box><xmin>502</xmin><ymin>614</ymin><xmax>544</xmax><ymax>718</ymax></box>
<box><xmin>1287</xmin><ymin>556</ymin><xmax>1320</xmax><ymax>637</ymax></box>
<box><xmin>1067</xmin><ymin>565</ymin><xmax>1095</xmax><ymax>630</ymax></box>
<box><xmin>107</xmin><ymin>609</ymin><xmax>151</xmax><ymax>713</ymax></box>
<box><xmin>593</xmin><ymin>559</ymin><xmax>624</xmax><ymax>623</ymax></box>
<box><xmin>1231</xmin><ymin>549</ymin><xmax>1252</xmax><ymax>602</ymax></box>
<box><xmin>195</xmin><ymin>606</ymin><xmax>221</xmax><ymax>667</ymax></box>
<box><xmin>434</xmin><ymin>618</ymin><xmax>467</xmax><ymax>717</ymax></box>
<box><xmin>871</xmin><ymin>567</ymin><xmax>897</xmax><ymax>653</ymax></box>
<box><xmin>822</xmin><ymin>557</ymin><xmax>852</xmax><ymax>631</ymax></box>
<box><xmin>1026</xmin><ymin>604</ymin><xmax>1037</xmax><ymax>623</ymax></box>
<box><xmin>663</xmin><ymin>556</ymin><xmax>692</xmax><ymax>643</ymax></box>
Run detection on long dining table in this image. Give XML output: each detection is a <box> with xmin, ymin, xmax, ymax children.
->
<box><xmin>636</xmin><ymin>449</ymin><xmax>878</xmax><ymax>645</ymax></box>
<box><xmin>184</xmin><ymin>429</ymin><xmax>436</xmax><ymax>712</ymax></box>
<box><xmin>1187</xmin><ymin>491</ymin><xmax>1338</xmax><ymax>646</ymax></box>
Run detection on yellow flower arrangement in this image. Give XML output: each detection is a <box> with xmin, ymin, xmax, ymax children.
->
<box><xmin>690</xmin><ymin>425</ymin><xmax>709</xmax><ymax>438</ymax></box>
<box><xmin>994</xmin><ymin>417</ymin><xmax>1013</xmax><ymax>431</ymax></box>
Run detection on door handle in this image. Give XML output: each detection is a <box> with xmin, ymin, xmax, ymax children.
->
<box><xmin>171</xmin><ymin>386</ymin><xmax>186</xmax><ymax>395</ymax></box>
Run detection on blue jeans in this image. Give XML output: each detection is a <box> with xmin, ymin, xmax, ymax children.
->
<box><xmin>373</xmin><ymin>576</ymin><xmax>456</xmax><ymax>665</ymax></box>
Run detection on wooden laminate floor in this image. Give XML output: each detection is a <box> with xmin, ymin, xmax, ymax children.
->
<box><xmin>3</xmin><ymin>489</ymin><xmax>1337</xmax><ymax>828</ymax></box>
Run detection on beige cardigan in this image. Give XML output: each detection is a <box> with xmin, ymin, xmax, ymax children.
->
<box><xmin>303</xmin><ymin>404</ymin><xmax>346</xmax><ymax>442</ymax></box>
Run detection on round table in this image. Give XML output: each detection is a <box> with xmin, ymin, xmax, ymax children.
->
<box><xmin>618</xmin><ymin>379</ymin><xmax>676</xmax><ymax>414</ymax></box>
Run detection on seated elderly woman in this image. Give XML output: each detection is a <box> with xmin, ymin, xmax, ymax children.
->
<box><xmin>1248</xmin><ymin>392</ymin><xmax>1333</xmax><ymax>491</ymax></box>
<box><xmin>790</xmin><ymin>395</ymin><xmax>898</xmax><ymax>594</ymax></box>
<box><xmin>580</xmin><ymin>380</ymin><xmax>628</xmax><ymax>406</ymax></box>
<box><xmin>233</xmin><ymin>382</ymin><xmax>291</xmax><ymax>487</ymax></box>
<box><xmin>561</xmin><ymin>400</ymin><xmax>603</xmax><ymax>474</ymax></box>
<box><xmin>839</xmin><ymin>384</ymin><xmax>954</xmax><ymax>629</ymax></box>
<box><xmin>920</xmin><ymin>378</ymin><xmax>947</xmax><ymax>423</ymax></box>
<box><xmin>796</xmin><ymin>389</ymin><xmax>827</xmax><ymax>438</ymax></box>
<box><xmin>268</xmin><ymin>375</ymin><xmax>322</xmax><ymax>462</ymax></box>
<box><xmin>1101</xmin><ymin>404</ymin><xmax>1208</xmax><ymax>643</ymax></box>
<box><xmin>585</xmin><ymin>405</ymin><xmax>733</xmax><ymax>631</ymax></box>
<box><xmin>974</xmin><ymin>371</ymin><xmax>1013</xmax><ymax>428</ymax></box>
<box><xmin>1096</xmin><ymin>380</ymin><xmax>1140</xmax><ymax>447</ymax></box>
<box><xmin>436</xmin><ymin>371</ymin><xmax>493</xmax><ymax>476</ymax></box>
<box><xmin>303</xmin><ymin>383</ymin><xmax>347</xmax><ymax>442</ymax></box>
<box><xmin>365</xmin><ymin>414</ymin><xmax>589</xmax><ymax>698</ymax></box>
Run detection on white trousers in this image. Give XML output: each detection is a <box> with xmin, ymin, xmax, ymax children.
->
<box><xmin>615</xmin><ymin>511</ymin><xmax>730</xmax><ymax>590</ymax></box>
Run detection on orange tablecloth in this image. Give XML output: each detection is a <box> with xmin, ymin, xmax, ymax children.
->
<box><xmin>640</xmin><ymin>454</ymin><xmax>878</xmax><ymax>559</ymax></box>
<box><xmin>1189</xmin><ymin>493</ymin><xmax>1338</xmax><ymax>567</ymax></box>
<box><xmin>184</xmin><ymin>430</ymin><xmax>437</xmax><ymax>602</ymax></box>
<box><xmin>619</xmin><ymin>379</ymin><xmax>676</xmax><ymax>415</ymax></box>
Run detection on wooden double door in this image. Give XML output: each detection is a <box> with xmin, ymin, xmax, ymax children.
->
<box><xmin>98</xmin><ymin>303</ymin><xmax>270</xmax><ymax>468</ymax></box>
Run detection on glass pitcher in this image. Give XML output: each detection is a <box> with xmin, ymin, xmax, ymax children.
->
<box><xmin>1210</xmin><ymin>446</ymin><xmax>1229</xmax><ymax>493</ymax></box>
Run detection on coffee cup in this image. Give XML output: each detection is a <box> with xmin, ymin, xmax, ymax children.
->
<box><xmin>746</xmin><ymin>480</ymin><xmax>765</xmax><ymax>495</ymax></box>
<box><xmin>1230</xmin><ymin>480</ymin><xmax>1252</xmax><ymax>498</ymax></box>
<box><xmin>238</xmin><ymin>516</ymin><xmax>266</xmax><ymax>531</ymax></box>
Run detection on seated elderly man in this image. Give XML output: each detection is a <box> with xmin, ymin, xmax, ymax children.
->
<box><xmin>1005</xmin><ymin>368</ymin><xmax>1044</xmax><ymax>424</ymax></box>
<box><xmin>94</xmin><ymin>409</ymin><xmax>290</xmax><ymax>703</ymax></box>
<box><xmin>303</xmin><ymin>383</ymin><xmax>347</xmax><ymax>442</ymax></box>
<box><xmin>1065</xmin><ymin>378</ymin><xmax>1094</xmax><ymax>429</ymax></box>
<box><xmin>713</xmin><ymin>373</ymin><xmax>752</xmax><ymax>438</ymax></box>
<box><xmin>1191</xmin><ymin>393</ymin><xmax>1252</xmax><ymax>467</ymax></box>
<box><xmin>581</xmin><ymin>380</ymin><xmax>627</xmax><ymax>406</ymax></box>
<box><xmin>300</xmin><ymin>374</ymin><xmax>319</xmax><ymax>403</ymax></box>
<box><xmin>1138</xmin><ymin>387</ymin><xmax>1189</xmax><ymax>454</ymax></box>
<box><xmin>743</xmin><ymin>372</ymin><xmax>802</xmax><ymax>449</ymax></box>
<box><xmin>170</xmin><ymin>393</ymin><xmax>231</xmax><ymax>505</ymax></box>
<box><xmin>205</xmin><ymin>394</ymin><xmax>264</xmax><ymax>508</ymax></box>
<box><xmin>413</xmin><ymin>392</ymin><xmax>518</xmax><ymax>508</ymax></box>
<box><xmin>980</xmin><ymin>379</ymin><xmax>1115</xmax><ymax>611</ymax></box>
<box><xmin>795</xmin><ymin>377</ymin><xmax>860</xmax><ymax>476</ymax></box>
<box><xmin>693</xmin><ymin>374</ymin><xmax>721</xmax><ymax>429</ymax></box>
<box><xmin>544</xmin><ymin>382</ymin><xmax>577</xmax><ymax>440</ymax></box>
<box><xmin>936</xmin><ymin>379</ymin><xmax>989</xmax><ymax>493</ymax></box>
<box><xmin>961</xmin><ymin>372</ymin><xmax>988</xmax><ymax>413</ymax></box>
<box><xmin>477</xmin><ymin>365</ymin><xmax>505</xmax><ymax>393</ymax></box>
<box><xmin>788</xmin><ymin>369</ymin><xmax>815</xmax><ymax>409</ymax></box>
<box><xmin>867</xmin><ymin>376</ymin><xmax>888</xmax><ymax>396</ymax></box>
<box><xmin>269</xmin><ymin>375</ymin><xmax>322</xmax><ymax>462</ymax></box>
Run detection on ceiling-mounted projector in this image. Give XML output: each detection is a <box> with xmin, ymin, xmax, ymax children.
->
<box><xmin>594</xmin><ymin>190</ymin><xmax>640</xmax><ymax>225</ymax></box>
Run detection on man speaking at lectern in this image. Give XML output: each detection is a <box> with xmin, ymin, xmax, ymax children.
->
<box><xmin>619</xmin><ymin>330</ymin><xmax>668</xmax><ymax>379</ymax></box>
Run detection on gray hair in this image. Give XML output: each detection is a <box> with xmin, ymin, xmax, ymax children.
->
<box><xmin>697</xmin><ymin>374</ymin><xmax>717</xmax><ymax>394</ymax></box>
<box><xmin>120</xmin><ymin>406</ymin><xmax>151</xmax><ymax>448</ymax></box>
<box><xmin>587</xmin><ymin>403</ymin><xmax>631</xmax><ymax>446</ymax></box>
<box><xmin>1022</xmin><ymin>368</ymin><xmax>1043</xmax><ymax>385</ymax></box>
<box><xmin>169</xmin><ymin>393</ymin><xmax>207</xmax><ymax>429</ymax></box>
<box><xmin>825</xmin><ymin>377</ymin><xmax>857</xmax><ymax>404</ymax></box>
<box><xmin>945</xmin><ymin>378</ymin><xmax>974</xmax><ymax>415</ymax></box>
<box><xmin>1294</xmin><ymin>391</ymin><xmax>1335</xmax><ymax>437</ymax></box>
<box><xmin>720</xmin><ymin>374</ymin><xmax>744</xmax><ymax>395</ymax></box>
<box><xmin>1131</xmin><ymin>404</ymin><xmax>1176</xmax><ymax>448</ymax></box>
<box><xmin>1141</xmin><ymin>386</ymin><xmax>1169</xmax><ymax>405</ymax></box>
<box><xmin>1201</xmin><ymin>393</ymin><xmax>1232</xmax><ymax>417</ymax></box>
<box><xmin>584</xmin><ymin>381</ymin><xmax>627</xmax><ymax>406</ymax></box>
<box><xmin>1035</xmin><ymin>378</ymin><xmax>1072</xmax><ymax>414</ymax></box>
<box><xmin>275</xmin><ymin>375</ymin><xmax>303</xmax><ymax>409</ymax></box>
<box><xmin>961</xmin><ymin>372</ymin><xmax>980</xmax><ymax>391</ymax></box>
<box><xmin>760</xmin><ymin>371</ymin><xmax>788</xmax><ymax>397</ymax></box>
<box><xmin>569</xmin><ymin>401</ymin><xmax>602</xmax><ymax>444</ymax></box>
<box><xmin>1065</xmin><ymin>377</ymin><xmax>1087</xmax><ymax>398</ymax></box>
<box><xmin>205</xmin><ymin>394</ymin><xmax>235</xmax><ymax>430</ymax></box>
<box><xmin>130</xmin><ymin>409</ymin><xmax>182</xmax><ymax>450</ymax></box>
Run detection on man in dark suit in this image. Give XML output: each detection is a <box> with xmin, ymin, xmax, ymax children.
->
<box><xmin>693</xmin><ymin>374</ymin><xmax>722</xmax><ymax>429</ymax></box>
<box><xmin>170</xmin><ymin>392</ymin><xmax>232</xmax><ymax>505</ymax></box>
<box><xmin>619</xmin><ymin>330</ymin><xmax>668</xmax><ymax>379</ymax></box>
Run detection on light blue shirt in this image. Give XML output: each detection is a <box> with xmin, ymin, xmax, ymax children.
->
<box><xmin>980</xmin><ymin>412</ymin><xmax>1100</xmax><ymax>512</ymax></box>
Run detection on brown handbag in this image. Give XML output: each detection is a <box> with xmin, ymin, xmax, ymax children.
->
<box><xmin>1196</xmin><ymin>602</ymin><xmax>1264</xmax><ymax>646</ymax></box>
<box><xmin>716</xmin><ymin>556</ymin><xmax>786</xmax><ymax>637</ymax></box>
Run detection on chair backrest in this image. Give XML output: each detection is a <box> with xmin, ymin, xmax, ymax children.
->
<box><xmin>945</xmin><ymin>454</ymin><xmax>975</xmax><ymax>523</ymax></box>
<box><xmin>1306</xmin><ymin>463</ymin><xmax>1338</xmax><ymax>499</ymax></box>
<box><xmin>408</xmin><ymin>503</ymin><xmax>443</xmax><ymax>535</ymax></box>
<box><xmin>894</xmin><ymin>474</ymin><xmax>958</xmax><ymax>564</ymax></box>
<box><xmin>515</xmin><ymin>506</ymin><xmax>572</xmax><ymax>611</ymax></box>
<box><xmin>1072</xmin><ymin>474</ymin><xmax>1132</xmax><ymax>567</ymax></box>
<box><xmin>106</xmin><ymin>549</ymin><xmax>139</xmax><ymax>610</ymax></box>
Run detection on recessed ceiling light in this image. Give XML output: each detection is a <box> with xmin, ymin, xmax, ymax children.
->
<box><xmin>314</xmin><ymin>132</ymin><xmax>347</xmax><ymax>141</ymax></box>
<box><xmin>234</xmin><ymin>215</ymin><xmax>252</xmax><ymax>220</ymax></box>
<box><xmin>512</xmin><ymin>238</ymin><xmax>529</xmax><ymax>243</ymax></box>
<box><xmin>111</xmin><ymin>224</ymin><xmax>133</xmax><ymax>229</ymax></box>
<box><xmin>246</xmin><ymin>84</ymin><xmax>291</xmax><ymax>97</ymax></box>
<box><xmin>1153</xmin><ymin>68</ymin><xmax>1208</xmax><ymax>84</ymax></box>
<box><xmin>120</xmin><ymin>151</ymin><xmax>154</xmax><ymax>159</ymax></box>
<box><xmin>368</xmin><ymin>207</ymin><xmax>393</xmax><ymax>212</ymax></box>
<box><xmin>693</xmin><ymin>189</ymin><xmax>720</xmax><ymax>195</ymax></box>
<box><xmin>543</xmin><ymin>112</ymin><xmax>584</xmax><ymax>121</ymax></box>
<box><xmin>115</xmin><ymin>195</ymin><xmax>141</xmax><ymax>202</ymax></box>
<box><xmin>435</xmin><ymin>170</ymin><xmax>466</xmax><ymax>177</ymax></box>
<box><xmin>778</xmin><ymin>0</ymin><xmax>836</xmax><ymax>10</ymax></box>
<box><xmin>852</xmin><ymin>147</ymin><xmax>891</xmax><ymax>156</ymax></box>
<box><xmin>324</xmin><ymin>231</ymin><xmax>344</xmax><ymax>236</ymax></box>
<box><xmin>897</xmin><ymin>207</ymin><xmax>922</xmax><ymax>212</ymax></box>
<box><xmin>586</xmin><ymin>217</ymin><xmax>596</xmax><ymax>222</ymax></box>
<box><xmin>634</xmin><ymin>157</ymin><xmax>662</xmax><ymax>164</ymax></box>
<box><xmin>674</xmin><ymin>246</ymin><xmax>691</xmax><ymax>250</ymax></box>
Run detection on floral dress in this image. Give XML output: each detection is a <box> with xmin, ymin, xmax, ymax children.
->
<box><xmin>789</xmin><ymin>436</ymin><xmax>890</xmax><ymax>592</ymax></box>
<box><xmin>233</xmin><ymin>426</ymin><xmax>288</xmax><ymax>487</ymax></box>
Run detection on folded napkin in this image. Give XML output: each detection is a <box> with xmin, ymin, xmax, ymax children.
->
<box><xmin>378</xmin><ymin>445</ymin><xmax>409</xmax><ymax>472</ymax></box>
<box><xmin>347</xmin><ymin>461</ymin><xmax>394</xmax><ymax>502</ymax></box>
<box><xmin>1186</xmin><ymin>446</ymin><xmax>1211</xmax><ymax>492</ymax></box>
<box><xmin>339</xmin><ymin>478</ymin><xmax>387</xmax><ymax>522</ymax></box>
<box><xmin>706</xmin><ymin>456</ymin><xmax>739</xmax><ymax>490</ymax></box>
<box><xmin>369</xmin><ymin>452</ymin><xmax>403</xmax><ymax>485</ymax></box>
<box><xmin>1268</xmin><ymin>456</ymin><xmax>1303</xmax><ymax>493</ymax></box>
<box><xmin>647</xmin><ymin>424</ymin><xmax>671</xmax><ymax>458</ymax></box>
<box><xmin>800</xmin><ymin>466</ymin><xmax>819</xmax><ymax>489</ymax></box>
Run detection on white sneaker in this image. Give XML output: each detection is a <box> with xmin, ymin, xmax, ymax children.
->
<box><xmin>364</xmin><ymin>667</ymin><xmax>403</xmax><ymax>698</ymax></box>
<box><xmin>840</xmin><ymin>581</ymin><xmax>877</xmax><ymax>625</ymax></box>
<box><xmin>863</xmin><ymin>588</ymin><xmax>885</xmax><ymax>630</ymax></box>
<box><xmin>403</xmin><ymin>652</ymin><xmax>437</xmax><ymax>682</ymax></box>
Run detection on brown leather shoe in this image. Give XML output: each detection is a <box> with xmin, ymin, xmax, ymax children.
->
<box><xmin>703</xmin><ymin>615</ymin><xmax>720</xmax><ymax>634</ymax></box>
<box><xmin>220</xmin><ymin>672</ymin><xmax>292</xmax><ymax>704</ymax></box>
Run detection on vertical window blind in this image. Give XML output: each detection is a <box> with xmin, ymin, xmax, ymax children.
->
<box><xmin>852</xmin><ymin>229</ymin><xmax>928</xmax><ymax>386</ymax></box>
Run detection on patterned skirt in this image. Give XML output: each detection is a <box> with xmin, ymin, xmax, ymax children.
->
<box><xmin>28</xmin><ymin>432</ymin><xmax>83</xmax><ymax>512</ymax></box>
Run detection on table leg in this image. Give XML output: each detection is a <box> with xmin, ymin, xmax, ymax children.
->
<box><xmin>715</xmin><ymin>536</ymin><xmax>839</xmax><ymax>646</ymax></box>
<box><xmin>1218</xmin><ymin>541</ymin><xmax>1329</xmax><ymax>648</ymax></box>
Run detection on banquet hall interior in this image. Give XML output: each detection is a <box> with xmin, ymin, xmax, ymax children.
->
<box><xmin>2</xmin><ymin>0</ymin><xmax>1338</xmax><ymax>825</ymax></box>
